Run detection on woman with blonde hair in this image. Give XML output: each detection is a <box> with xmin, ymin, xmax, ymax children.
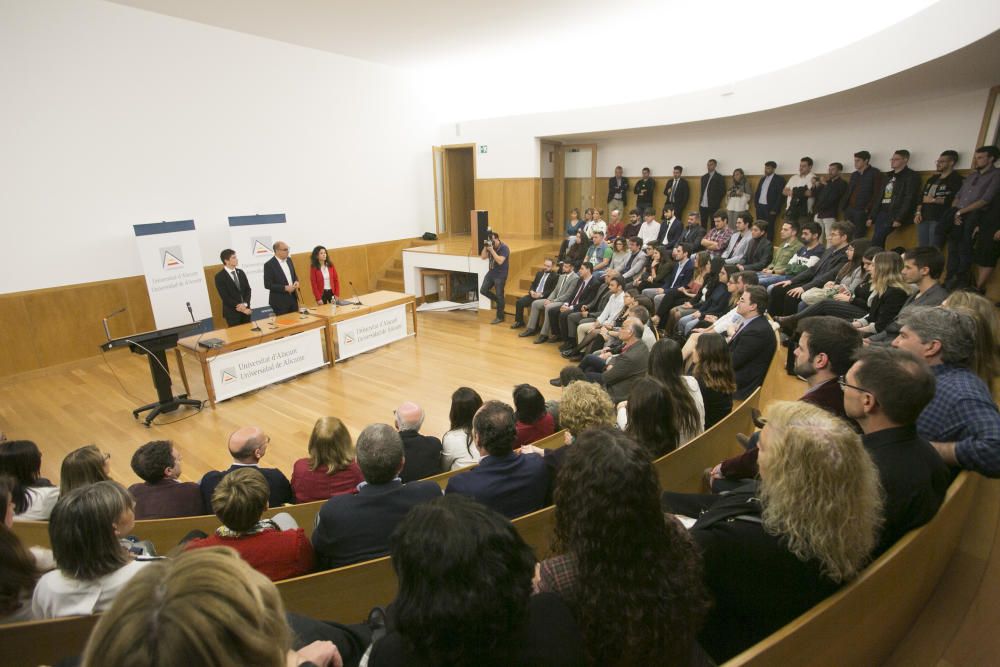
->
<box><xmin>291</xmin><ymin>416</ymin><xmax>364</xmax><ymax>503</ymax></box>
<box><xmin>519</xmin><ymin>381</ymin><xmax>615</xmax><ymax>469</ymax></box>
<box><xmin>943</xmin><ymin>290</ymin><xmax>1000</xmax><ymax>389</ymax></box>
<box><xmin>663</xmin><ymin>401</ymin><xmax>883</xmax><ymax>662</ymax></box>
<box><xmin>851</xmin><ymin>250</ymin><xmax>911</xmax><ymax>335</ymax></box>
<box><xmin>59</xmin><ymin>445</ymin><xmax>111</xmax><ymax>495</ymax></box>
<box><xmin>81</xmin><ymin>548</ymin><xmax>350</xmax><ymax>667</ymax></box>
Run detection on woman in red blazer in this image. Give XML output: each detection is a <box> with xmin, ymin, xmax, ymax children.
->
<box><xmin>309</xmin><ymin>245</ymin><xmax>340</xmax><ymax>305</ymax></box>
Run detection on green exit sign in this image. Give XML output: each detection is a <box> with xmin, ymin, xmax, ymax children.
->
<box><xmin>479</xmin><ymin>145</ymin><xmax>488</xmax><ymax>154</ymax></box>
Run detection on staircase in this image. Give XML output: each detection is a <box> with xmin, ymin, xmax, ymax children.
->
<box><xmin>375</xmin><ymin>260</ymin><xmax>404</xmax><ymax>292</ymax></box>
<box><xmin>503</xmin><ymin>241</ymin><xmax>562</xmax><ymax>317</ymax></box>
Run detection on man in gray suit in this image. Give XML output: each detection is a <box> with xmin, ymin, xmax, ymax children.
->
<box><xmin>601</xmin><ymin>317</ymin><xmax>650</xmax><ymax>403</ymax></box>
<box><xmin>521</xmin><ymin>261</ymin><xmax>579</xmax><ymax>336</ymax></box>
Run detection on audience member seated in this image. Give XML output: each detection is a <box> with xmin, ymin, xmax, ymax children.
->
<box><xmin>942</xmin><ymin>290</ymin><xmax>1000</xmax><ymax>389</ymax></box>
<box><xmin>368</xmin><ymin>494</ymin><xmax>584</xmax><ymax>666</ymax></box>
<box><xmin>59</xmin><ymin>444</ymin><xmax>112</xmax><ymax>494</ymax></box>
<box><xmin>701</xmin><ymin>210</ymin><xmax>733</xmax><ymax>256</ymax></box>
<box><xmin>441</xmin><ymin>386</ymin><xmax>484</xmax><ymax>470</ymax></box>
<box><xmin>843</xmin><ymin>347</ymin><xmax>951</xmax><ymax>555</ymax></box>
<box><xmin>512</xmin><ymin>384</ymin><xmax>555</xmax><ymax>448</ymax></box>
<box><xmin>32</xmin><ymin>481</ymin><xmax>155</xmax><ymax>618</ymax></box>
<box><xmin>521</xmin><ymin>381</ymin><xmax>617</xmax><ymax>473</ymax></box>
<box><xmin>81</xmin><ymin>548</ymin><xmax>358</xmax><ymax>667</ymax></box>
<box><xmin>631</xmin><ymin>337</ymin><xmax>704</xmax><ymax>443</ymax></box>
<box><xmin>731</xmin><ymin>219</ymin><xmax>774</xmax><ymax>273</ymax></box>
<box><xmin>510</xmin><ymin>257</ymin><xmax>557</xmax><ymax>329</ymax></box>
<box><xmin>776</xmin><ymin>244</ymin><xmax>877</xmax><ymax>334</ymax></box>
<box><xmin>200</xmin><ymin>426</ymin><xmax>293</xmax><ymax>509</ymax></box>
<box><xmin>729</xmin><ymin>285</ymin><xmax>778</xmax><ymax>399</ymax></box>
<box><xmin>767</xmin><ymin>220</ymin><xmax>854</xmax><ymax>316</ymax></box>
<box><xmin>756</xmin><ymin>220</ymin><xmax>804</xmax><ymax>287</ymax></box>
<box><xmin>632</xmin><ymin>243</ymin><xmax>670</xmax><ymax>294</ymax></box>
<box><xmin>663</xmin><ymin>401</ymin><xmax>882</xmax><ymax>662</ymax></box>
<box><xmin>710</xmin><ymin>316</ymin><xmax>861</xmax><ymax>491</ymax></box>
<box><xmin>893</xmin><ymin>307</ymin><xmax>1000</xmax><ymax>478</ymax></box>
<box><xmin>869</xmin><ymin>246</ymin><xmax>948</xmax><ymax>344</ymax></box>
<box><xmin>689</xmin><ymin>269</ymin><xmax>757</xmax><ymax>337</ymax></box>
<box><xmin>185</xmin><ymin>468</ymin><xmax>313</xmax><ymax>581</ymax></box>
<box><xmin>0</xmin><ymin>474</ymin><xmax>53</xmax><ymax>624</ymax></box>
<box><xmin>394</xmin><ymin>402</ymin><xmax>443</xmax><ymax>483</ymax></box>
<box><xmin>0</xmin><ymin>440</ymin><xmax>59</xmax><ymax>521</ymax></box>
<box><xmin>690</xmin><ymin>333</ymin><xmax>736</xmax><ymax>428</ymax></box>
<box><xmin>291</xmin><ymin>417</ymin><xmax>364</xmax><ymax>503</ymax></box>
<box><xmin>128</xmin><ymin>440</ymin><xmax>205</xmax><ymax>519</ymax></box>
<box><xmin>445</xmin><ymin>401</ymin><xmax>548</xmax><ymax>519</ymax></box>
<box><xmin>608</xmin><ymin>237</ymin><xmax>629</xmax><ymax>272</ymax></box>
<box><xmin>618</xmin><ymin>378</ymin><xmax>685</xmax><ymax>458</ymax></box>
<box><xmin>672</xmin><ymin>259</ymin><xmax>731</xmax><ymax>339</ymax></box>
<box><xmin>312</xmin><ymin>424</ymin><xmax>441</xmax><ymax>570</ymax></box>
<box><xmin>600</xmin><ymin>317</ymin><xmax>650</xmax><ymax>403</ymax></box>
<box><xmin>536</xmin><ymin>427</ymin><xmax>709</xmax><ymax>665</ymax></box>
<box><xmin>651</xmin><ymin>248</ymin><xmax>708</xmax><ymax>325</ymax></box>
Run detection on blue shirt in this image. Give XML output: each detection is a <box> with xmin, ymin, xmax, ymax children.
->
<box><xmin>488</xmin><ymin>242</ymin><xmax>510</xmax><ymax>278</ymax></box>
<box><xmin>917</xmin><ymin>364</ymin><xmax>1000</xmax><ymax>478</ymax></box>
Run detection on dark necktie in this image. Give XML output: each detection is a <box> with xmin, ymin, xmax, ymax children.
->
<box><xmin>570</xmin><ymin>279</ymin><xmax>589</xmax><ymax>306</ymax></box>
<box><xmin>231</xmin><ymin>270</ymin><xmax>239</xmax><ymax>287</ymax></box>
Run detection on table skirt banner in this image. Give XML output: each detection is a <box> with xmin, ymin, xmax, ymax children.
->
<box><xmin>336</xmin><ymin>304</ymin><xmax>409</xmax><ymax>361</ymax></box>
<box><xmin>208</xmin><ymin>327</ymin><xmax>326</xmax><ymax>401</ymax></box>
<box><xmin>133</xmin><ymin>220</ymin><xmax>213</xmax><ymax>330</ymax></box>
<box><xmin>228</xmin><ymin>213</ymin><xmax>287</xmax><ymax>310</ymax></box>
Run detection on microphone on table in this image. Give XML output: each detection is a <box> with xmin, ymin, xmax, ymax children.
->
<box><xmin>348</xmin><ymin>281</ymin><xmax>363</xmax><ymax>306</ymax></box>
<box><xmin>187</xmin><ymin>301</ymin><xmax>206</xmax><ymax>345</ymax></box>
<box><xmin>102</xmin><ymin>306</ymin><xmax>127</xmax><ymax>341</ymax></box>
<box><xmin>295</xmin><ymin>287</ymin><xmax>311</xmax><ymax>318</ymax></box>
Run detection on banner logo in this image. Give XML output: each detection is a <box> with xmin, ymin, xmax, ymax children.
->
<box><xmin>220</xmin><ymin>368</ymin><xmax>238</xmax><ymax>385</ymax></box>
<box><xmin>251</xmin><ymin>236</ymin><xmax>273</xmax><ymax>257</ymax></box>
<box><xmin>343</xmin><ymin>332</ymin><xmax>354</xmax><ymax>344</ymax></box>
<box><xmin>160</xmin><ymin>246</ymin><xmax>185</xmax><ymax>270</ymax></box>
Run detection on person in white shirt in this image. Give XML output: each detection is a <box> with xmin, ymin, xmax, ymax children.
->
<box><xmin>783</xmin><ymin>157</ymin><xmax>818</xmax><ymax>220</ymax></box>
<box><xmin>0</xmin><ymin>440</ymin><xmax>60</xmax><ymax>522</ymax></box>
<box><xmin>719</xmin><ymin>215</ymin><xmax>752</xmax><ymax>265</ymax></box>
<box><xmin>440</xmin><ymin>387</ymin><xmax>484</xmax><ymax>471</ymax></box>
<box><xmin>637</xmin><ymin>210</ymin><xmax>662</xmax><ymax>247</ymax></box>
<box><xmin>32</xmin><ymin>481</ymin><xmax>155</xmax><ymax>619</ymax></box>
<box><xmin>588</xmin><ymin>211</ymin><xmax>608</xmax><ymax>237</ymax></box>
<box><xmin>575</xmin><ymin>275</ymin><xmax>626</xmax><ymax>345</ymax></box>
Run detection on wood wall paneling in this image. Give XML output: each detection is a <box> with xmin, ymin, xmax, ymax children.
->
<box><xmin>475</xmin><ymin>178</ymin><xmax>542</xmax><ymax>239</ymax></box>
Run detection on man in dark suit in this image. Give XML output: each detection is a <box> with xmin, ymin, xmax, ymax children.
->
<box><xmin>699</xmin><ymin>159</ymin><xmax>726</xmax><ymax>227</ymax></box>
<box><xmin>768</xmin><ymin>220</ymin><xmax>853</xmax><ymax>316</ymax></box>
<box><xmin>602</xmin><ymin>318</ymin><xmax>649</xmax><ymax>403</ymax></box>
<box><xmin>678</xmin><ymin>211</ymin><xmax>706</xmax><ymax>249</ymax></box>
<box><xmin>843</xmin><ymin>346</ymin><xmax>951</xmax><ymax>556</ymax></box>
<box><xmin>262</xmin><ymin>240</ymin><xmax>300</xmax><ymax>315</ymax></box>
<box><xmin>214</xmin><ymin>248</ymin><xmax>252</xmax><ymax>326</ymax></box>
<box><xmin>731</xmin><ymin>221</ymin><xmax>774</xmax><ymax>273</ymax></box>
<box><xmin>656</xmin><ymin>204</ymin><xmax>684</xmax><ymax>250</ymax></box>
<box><xmin>729</xmin><ymin>286</ymin><xmax>776</xmax><ymax>400</ymax></box>
<box><xmin>633</xmin><ymin>167</ymin><xmax>655</xmax><ymax>213</ymax></box>
<box><xmin>395</xmin><ymin>402</ymin><xmax>443</xmax><ymax>482</ymax></box>
<box><xmin>663</xmin><ymin>165</ymin><xmax>690</xmax><ymax>217</ymax></box>
<box><xmin>710</xmin><ymin>316</ymin><xmax>862</xmax><ymax>491</ymax></box>
<box><xmin>554</xmin><ymin>266</ymin><xmax>612</xmax><ymax>346</ymax></box>
<box><xmin>511</xmin><ymin>257</ymin><xmax>557</xmax><ymax>329</ymax></box>
<box><xmin>607</xmin><ymin>165</ymin><xmax>629</xmax><ymax>215</ymax></box>
<box><xmin>868</xmin><ymin>149</ymin><xmax>923</xmax><ymax>248</ymax></box>
<box><xmin>311</xmin><ymin>423</ymin><xmax>441</xmax><ymax>569</ymax></box>
<box><xmin>754</xmin><ymin>161</ymin><xmax>786</xmax><ymax>239</ymax></box>
<box><xmin>199</xmin><ymin>425</ymin><xmax>293</xmax><ymax>509</ymax></box>
<box><xmin>445</xmin><ymin>401</ymin><xmax>548</xmax><ymax>519</ymax></box>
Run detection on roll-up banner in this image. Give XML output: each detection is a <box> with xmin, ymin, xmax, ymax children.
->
<box><xmin>133</xmin><ymin>220</ymin><xmax>212</xmax><ymax>330</ymax></box>
<box><xmin>227</xmin><ymin>213</ymin><xmax>287</xmax><ymax>310</ymax></box>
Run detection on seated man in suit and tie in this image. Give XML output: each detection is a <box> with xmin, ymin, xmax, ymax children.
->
<box><xmin>214</xmin><ymin>249</ymin><xmax>252</xmax><ymax>326</ymax></box>
<box><xmin>601</xmin><ymin>317</ymin><xmax>650</xmax><ymax>403</ymax></box>
<box><xmin>728</xmin><ymin>285</ymin><xmax>777</xmax><ymax>400</ymax></box>
<box><xmin>262</xmin><ymin>240</ymin><xmax>300</xmax><ymax>315</ymax></box>
<box><xmin>394</xmin><ymin>401</ymin><xmax>443</xmax><ymax>482</ymax></box>
<box><xmin>311</xmin><ymin>423</ymin><xmax>442</xmax><ymax>569</ymax></box>
<box><xmin>511</xmin><ymin>257</ymin><xmax>557</xmax><ymax>329</ymax></box>
<box><xmin>445</xmin><ymin>401</ymin><xmax>549</xmax><ymax>519</ymax></box>
<box><xmin>199</xmin><ymin>426</ymin><xmax>294</xmax><ymax>509</ymax></box>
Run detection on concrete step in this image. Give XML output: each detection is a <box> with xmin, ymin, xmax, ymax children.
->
<box><xmin>384</xmin><ymin>268</ymin><xmax>402</xmax><ymax>280</ymax></box>
<box><xmin>392</xmin><ymin>258</ymin><xmax>403</xmax><ymax>269</ymax></box>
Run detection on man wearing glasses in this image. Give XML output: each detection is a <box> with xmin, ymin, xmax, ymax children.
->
<box><xmin>263</xmin><ymin>241</ymin><xmax>301</xmax><ymax>315</ymax></box>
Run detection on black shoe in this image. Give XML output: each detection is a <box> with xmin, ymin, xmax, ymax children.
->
<box><xmin>549</xmin><ymin>378</ymin><xmax>561</xmax><ymax>387</ymax></box>
<box><xmin>546</xmin><ymin>336</ymin><xmax>561</xmax><ymax>343</ymax></box>
<box><xmin>518</xmin><ymin>329</ymin><xmax>537</xmax><ymax>338</ymax></box>
<box><xmin>559</xmin><ymin>342</ymin><xmax>574</xmax><ymax>351</ymax></box>
<box><xmin>510</xmin><ymin>321</ymin><xmax>525</xmax><ymax>329</ymax></box>
<box><xmin>533</xmin><ymin>335</ymin><xmax>548</xmax><ymax>344</ymax></box>
<box><xmin>490</xmin><ymin>317</ymin><xmax>504</xmax><ymax>325</ymax></box>
<box><xmin>560</xmin><ymin>348</ymin><xmax>578</xmax><ymax>358</ymax></box>
<box><xmin>566</xmin><ymin>353</ymin><xmax>584</xmax><ymax>362</ymax></box>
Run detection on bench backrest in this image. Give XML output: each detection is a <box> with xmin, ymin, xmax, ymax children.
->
<box><xmin>722</xmin><ymin>471</ymin><xmax>979</xmax><ymax>666</ymax></box>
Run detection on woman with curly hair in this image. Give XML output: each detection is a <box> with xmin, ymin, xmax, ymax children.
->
<box><xmin>536</xmin><ymin>427</ymin><xmax>709</xmax><ymax>665</ymax></box>
<box><xmin>519</xmin><ymin>381</ymin><xmax>616</xmax><ymax>473</ymax></box>
<box><xmin>663</xmin><ymin>401</ymin><xmax>883</xmax><ymax>662</ymax></box>
<box><xmin>370</xmin><ymin>494</ymin><xmax>583</xmax><ymax>666</ymax></box>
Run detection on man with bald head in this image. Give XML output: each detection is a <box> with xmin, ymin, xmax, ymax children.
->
<box><xmin>199</xmin><ymin>425</ymin><xmax>294</xmax><ymax>509</ymax></box>
<box><xmin>395</xmin><ymin>402</ymin><xmax>443</xmax><ymax>482</ymax></box>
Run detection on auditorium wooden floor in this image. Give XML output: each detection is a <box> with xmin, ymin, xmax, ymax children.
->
<box><xmin>2</xmin><ymin>309</ymin><xmax>997</xmax><ymax>666</ymax></box>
